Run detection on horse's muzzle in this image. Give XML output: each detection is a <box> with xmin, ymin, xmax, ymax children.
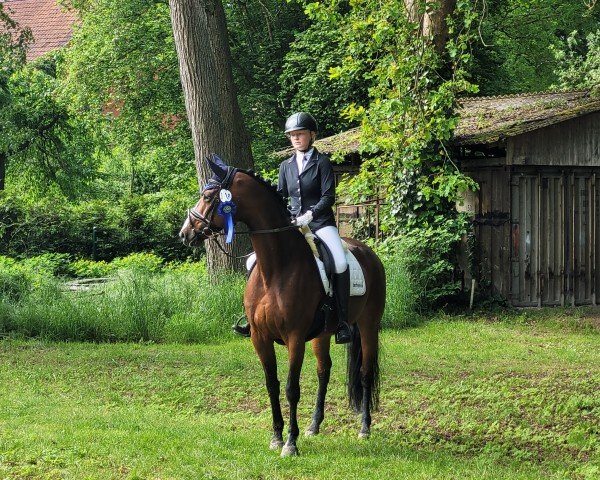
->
<box><xmin>179</xmin><ymin>228</ymin><xmax>198</xmax><ymax>247</ymax></box>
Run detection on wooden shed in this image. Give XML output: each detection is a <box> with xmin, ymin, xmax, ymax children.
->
<box><xmin>455</xmin><ymin>90</ymin><xmax>600</xmax><ymax>306</ymax></box>
<box><xmin>298</xmin><ymin>89</ymin><xmax>600</xmax><ymax>306</ymax></box>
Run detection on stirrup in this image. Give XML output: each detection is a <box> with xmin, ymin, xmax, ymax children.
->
<box><xmin>335</xmin><ymin>322</ymin><xmax>352</xmax><ymax>344</ymax></box>
<box><xmin>232</xmin><ymin>314</ymin><xmax>251</xmax><ymax>338</ymax></box>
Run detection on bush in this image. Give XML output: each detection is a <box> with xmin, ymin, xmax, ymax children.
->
<box><xmin>378</xmin><ymin>217</ymin><xmax>468</xmax><ymax>312</ymax></box>
<box><xmin>0</xmin><ymin>257</ymin><xmax>33</xmax><ymax>303</ymax></box>
<box><xmin>111</xmin><ymin>252</ymin><xmax>164</xmax><ymax>273</ymax></box>
<box><xmin>20</xmin><ymin>253</ymin><xmax>72</xmax><ymax>277</ymax></box>
<box><xmin>0</xmin><ymin>190</ymin><xmax>196</xmax><ymax>262</ymax></box>
<box><xmin>67</xmin><ymin>258</ymin><xmax>114</xmax><ymax>278</ymax></box>
<box><xmin>0</xmin><ymin>255</ymin><xmax>66</xmax><ymax>303</ymax></box>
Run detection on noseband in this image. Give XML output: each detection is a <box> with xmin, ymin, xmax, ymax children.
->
<box><xmin>187</xmin><ymin>202</ymin><xmax>219</xmax><ymax>237</ymax></box>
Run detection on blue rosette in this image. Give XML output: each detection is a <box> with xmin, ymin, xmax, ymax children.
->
<box><xmin>217</xmin><ymin>200</ymin><xmax>237</xmax><ymax>243</ymax></box>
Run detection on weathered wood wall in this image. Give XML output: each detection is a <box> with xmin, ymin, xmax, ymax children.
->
<box><xmin>460</xmin><ymin>162</ymin><xmax>511</xmax><ymax>300</ymax></box>
<box><xmin>509</xmin><ymin>170</ymin><xmax>598</xmax><ymax>306</ymax></box>
<box><xmin>462</xmin><ymin>112</ymin><xmax>600</xmax><ymax>306</ymax></box>
<box><xmin>508</xmin><ymin>112</ymin><xmax>600</xmax><ymax>167</ymax></box>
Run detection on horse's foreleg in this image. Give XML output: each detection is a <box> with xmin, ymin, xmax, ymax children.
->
<box><xmin>281</xmin><ymin>338</ymin><xmax>306</xmax><ymax>457</ymax></box>
<box><xmin>253</xmin><ymin>338</ymin><xmax>284</xmax><ymax>450</ymax></box>
<box><xmin>305</xmin><ymin>336</ymin><xmax>332</xmax><ymax>436</ymax></box>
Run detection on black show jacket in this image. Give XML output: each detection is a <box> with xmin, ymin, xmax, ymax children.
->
<box><xmin>277</xmin><ymin>148</ymin><xmax>337</xmax><ymax>230</ymax></box>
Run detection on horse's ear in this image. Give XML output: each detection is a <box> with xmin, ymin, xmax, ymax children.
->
<box><xmin>206</xmin><ymin>154</ymin><xmax>228</xmax><ymax>181</ymax></box>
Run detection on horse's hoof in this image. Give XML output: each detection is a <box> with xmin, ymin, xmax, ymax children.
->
<box><xmin>269</xmin><ymin>437</ymin><xmax>284</xmax><ymax>450</ymax></box>
<box><xmin>280</xmin><ymin>444</ymin><xmax>299</xmax><ymax>457</ymax></box>
<box><xmin>358</xmin><ymin>430</ymin><xmax>370</xmax><ymax>439</ymax></box>
<box><xmin>304</xmin><ymin>425</ymin><xmax>319</xmax><ymax>437</ymax></box>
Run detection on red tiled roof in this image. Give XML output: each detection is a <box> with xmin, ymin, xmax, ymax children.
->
<box><xmin>1</xmin><ymin>0</ymin><xmax>77</xmax><ymax>61</ymax></box>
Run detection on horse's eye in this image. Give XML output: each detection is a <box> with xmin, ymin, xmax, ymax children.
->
<box><xmin>203</xmin><ymin>194</ymin><xmax>211</xmax><ymax>202</ymax></box>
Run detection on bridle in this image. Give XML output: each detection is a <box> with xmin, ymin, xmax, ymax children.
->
<box><xmin>187</xmin><ymin>164</ymin><xmax>237</xmax><ymax>240</ymax></box>
<box><xmin>187</xmin><ymin>186</ymin><xmax>222</xmax><ymax>239</ymax></box>
<box><xmin>185</xmin><ymin>167</ymin><xmax>298</xmax><ymax>258</ymax></box>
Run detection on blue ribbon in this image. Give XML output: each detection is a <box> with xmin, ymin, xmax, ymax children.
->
<box><xmin>217</xmin><ymin>201</ymin><xmax>237</xmax><ymax>244</ymax></box>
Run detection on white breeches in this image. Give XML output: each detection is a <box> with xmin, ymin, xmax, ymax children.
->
<box><xmin>315</xmin><ymin>225</ymin><xmax>348</xmax><ymax>274</ymax></box>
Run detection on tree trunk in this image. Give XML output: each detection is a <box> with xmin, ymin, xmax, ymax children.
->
<box><xmin>404</xmin><ymin>0</ymin><xmax>456</xmax><ymax>54</ymax></box>
<box><xmin>169</xmin><ymin>0</ymin><xmax>254</xmax><ymax>275</ymax></box>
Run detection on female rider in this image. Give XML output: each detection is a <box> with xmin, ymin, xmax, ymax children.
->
<box><xmin>234</xmin><ymin>112</ymin><xmax>352</xmax><ymax>344</ymax></box>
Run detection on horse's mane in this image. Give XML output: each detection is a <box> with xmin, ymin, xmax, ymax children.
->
<box><xmin>239</xmin><ymin>168</ymin><xmax>292</xmax><ymax>220</ymax></box>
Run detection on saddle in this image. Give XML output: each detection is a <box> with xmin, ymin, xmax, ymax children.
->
<box><xmin>300</xmin><ymin>226</ymin><xmax>366</xmax><ymax>297</ymax></box>
<box><xmin>245</xmin><ymin>228</ymin><xmax>366</xmax><ymax>297</ymax></box>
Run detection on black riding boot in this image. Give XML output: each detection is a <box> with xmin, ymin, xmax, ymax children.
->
<box><xmin>232</xmin><ymin>314</ymin><xmax>251</xmax><ymax>337</ymax></box>
<box><xmin>334</xmin><ymin>268</ymin><xmax>352</xmax><ymax>344</ymax></box>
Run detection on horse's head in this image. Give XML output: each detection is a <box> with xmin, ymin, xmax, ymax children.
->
<box><xmin>179</xmin><ymin>154</ymin><xmax>239</xmax><ymax>247</ymax></box>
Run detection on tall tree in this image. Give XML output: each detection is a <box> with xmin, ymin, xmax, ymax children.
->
<box><xmin>168</xmin><ymin>0</ymin><xmax>254</xmax><ymax>273</ymax></box>
<box><xmin>470</xmin><ymin>0</ymin><xmax>600</xmax><ymax>95</ymax></box>
<box><xmin>225</xmin><ymin>0</ymin><xmax>308</xmax><ymax>161</ymax></box>
<box><xmin>63</xmin><ymin>0</ymin><xmax>196</xmax><ymax>197</ymax></box>
<box><xmin>0</xmin><ymin>4</ymin><xmax>29</xmax><ymax>191</ymax></box>
<box><xmin>404</xmin><ymin>0</ymin><xmax>457</xmax><ymax>54</ymax></box>
<box><xmin>0</xmin><ymin>5</ymin><xmax>94</xmax><ymax>196</ymax></box>
<box><xmin>553</xmin><ymin>28</ymin><xmax>600</xmax><ymax>90</ymax></box>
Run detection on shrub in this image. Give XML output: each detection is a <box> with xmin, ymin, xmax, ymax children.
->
<box><xmin>67</xmin><ymin>258</ymin><xmax>114</xmax><ymax>278</ymax></box>
<box><xmin>111</xmin><ymin>252</ymin><xmax>164</xmax><ymax>273</ymax></box>
<box><xmin>378</xmin><ymin>217</ymin><xmax>468</xmax><ymax>312</ymax></box>
<box><xmin>0</xmin><ymin>254</ymin><xmax>61</xmax><ymax>308</ymax></box>
<box><xmin>0</xmin><ymin>257</ymin><xmax>32</xmax><ymax>303</ymax></box>
<box><xmin>20</xmin><ymin>253</ymin><xmax>72</xmax><ymax>277</ymax></box>
<box><xmin>164</xmin><ymin>259</ymin><xmax>207</xmax><ymax>276</ymax></box>
<box><xmin>0</xmin><ymin>190</ymin><xmax>196</xmax><ymax>262</ymax></box>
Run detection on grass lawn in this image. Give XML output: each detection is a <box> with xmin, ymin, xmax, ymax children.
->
<box><xmin>0</xmin><ymin>312</ymin><xmax>598</xmax><ymax>479</ymax></box>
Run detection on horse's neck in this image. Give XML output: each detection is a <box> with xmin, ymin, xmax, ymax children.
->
<box><xmin>240</xmin><ymin>184</ymin><xmax>309</xmax><ymax>279</ymax></box>
<box><xmin>248</xmin><ymin>218</ymin><xmax>306</xmax><ymax>279</ymax></box>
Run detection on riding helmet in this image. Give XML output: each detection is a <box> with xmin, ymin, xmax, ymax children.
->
<box><xmin>284</xmin><ymin>112</ymin><xmax>318</xmax><ymax>134</ymax></box>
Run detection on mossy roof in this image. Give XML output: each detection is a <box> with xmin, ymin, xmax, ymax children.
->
<box><xmin>276</xmin><ymin>90</ymin><xmax>600</xmax><ymax>156</ymax></box>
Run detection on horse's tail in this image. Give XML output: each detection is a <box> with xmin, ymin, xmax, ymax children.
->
<box><xmin>346</xmin><ymin>326</ymin><xmax>380</xmax><ymax>412</ymax></box>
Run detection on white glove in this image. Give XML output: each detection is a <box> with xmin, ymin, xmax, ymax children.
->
<box><xmin>294</xmin><ymin>210</ymin><xmax>313</xmax><ymax>227</ymax></box>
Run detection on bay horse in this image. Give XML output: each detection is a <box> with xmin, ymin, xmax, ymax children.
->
<box><xmin>179</xmin><ymin>155</ymin><xmax>385</xmax><ymax>457</ymax></box>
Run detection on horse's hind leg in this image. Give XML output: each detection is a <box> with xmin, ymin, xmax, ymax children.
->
<box><xmin>305</xmin><ymin>336</ymin><xmax>332</xmax><ymax>436</ymax></box>
<box><xmin>253</xmin><ymin>337</ymin><xmax>284</xmax><ymax>450</ymax></box>
<box><xmin>358</xmin><ymin>326</ymin><xmax>380</xmax><ymax>439</ymax></box>
<box><xmin>281</xmin><ymin>338</ymin><xmax>306</xmax><ymax>457</ymax></box>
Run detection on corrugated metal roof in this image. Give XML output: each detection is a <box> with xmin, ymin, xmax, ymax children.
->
<box><xmin>1</xmin><ymin>0</ymin><xmax>77</xmax><ymax>61</ymax></box>
<box><xmin>278</xmin><ymin>90</ymin><xmax>600</xmax><ymax>156</ymax></box>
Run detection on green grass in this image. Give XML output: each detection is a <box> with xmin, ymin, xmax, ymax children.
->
<box><xmin>0</xmin><ymin>314</ymin><xmax>598</xmax><ymax>479</ymax></box>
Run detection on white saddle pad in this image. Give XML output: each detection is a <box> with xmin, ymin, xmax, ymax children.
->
<box><xmin>245</xmin><ymin>250</ymin><xmax>366</xmax><ymax>297</ymax></box>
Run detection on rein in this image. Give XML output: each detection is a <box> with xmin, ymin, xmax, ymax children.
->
<box><xmin>243</xmin><ymin>225</ymin><xmax>299</xmax><ymax>235</ymax></box>
<box><xmin>205</xmin><ymin>224</ymin><xmax>300</xmax><ymax>260</ymax></box>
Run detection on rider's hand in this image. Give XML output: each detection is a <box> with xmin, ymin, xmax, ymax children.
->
<box><xmin>294</xmin><ymin>210</ymin><xmax>313</xmax><ymax>227</ymax></box>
